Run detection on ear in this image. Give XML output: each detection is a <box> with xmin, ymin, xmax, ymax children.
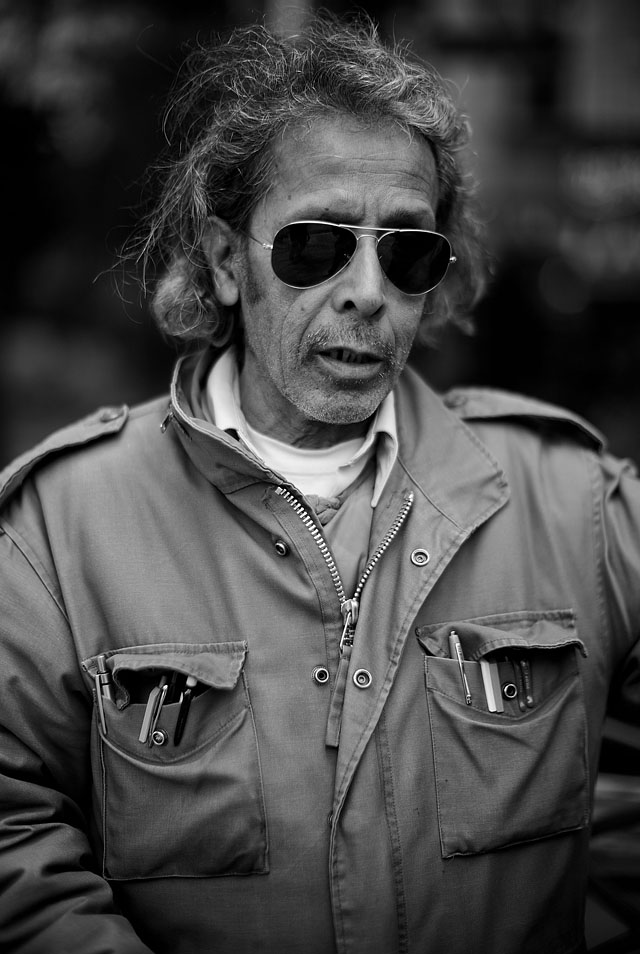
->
<box><xmin>202</xmin><ymin>216</ymin><xmax>241</xmax><ymax>307</ymax></box>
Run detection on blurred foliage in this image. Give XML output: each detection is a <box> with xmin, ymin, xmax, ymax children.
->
<box><xmin>1</xmin><ymin>0</ymin><xmax>640</xmax><ymax>464</ymax></box>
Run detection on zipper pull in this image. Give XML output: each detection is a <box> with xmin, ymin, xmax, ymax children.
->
<box><xmin>340</xmin><ymin>598</ymin><xmax>359</xmax><ymax>654</ymax></box>
<box><xmin>160</xmin><ymin>407</ymin><xmax>173</xmax><ymax>433</ymax></box>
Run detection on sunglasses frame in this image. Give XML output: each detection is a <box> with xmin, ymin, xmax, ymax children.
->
<box><xmin>248</xmin><ymin>220</ymin><xmax>456</xmax><ymax>296</ymax></box>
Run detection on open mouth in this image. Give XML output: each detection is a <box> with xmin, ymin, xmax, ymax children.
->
<box><xmin>321</xmin><ymin>348</ymin><xmax>379</xmax><ymax>365</ymax></box>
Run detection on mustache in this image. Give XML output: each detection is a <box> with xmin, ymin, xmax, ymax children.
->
<box><xmin>304</xmin><ymin>327</ymin><xmax>399</xmax><ymax>365</ymax></box>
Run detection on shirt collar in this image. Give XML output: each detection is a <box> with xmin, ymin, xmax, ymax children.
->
<box><xmin>205</xmin><ymin>347</ymin><xmax>398</xmax><ymax>506</ymax></box>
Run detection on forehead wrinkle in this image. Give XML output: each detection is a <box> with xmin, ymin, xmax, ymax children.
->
<box><xmin>273</xmin><ymin>148</ymin><xmax>438</xmax><ymax>205</ymax></box>
<box><xmin>254</xmin><ymin>118</ymin><xmax>439</xmax><ymax>231</ymax></box>
<box><xmin>277</xmin><ymin>163</ymin><xmax>437</xmax><ymax>202</ymax></box>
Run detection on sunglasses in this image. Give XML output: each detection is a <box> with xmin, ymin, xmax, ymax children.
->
<box><xmin>248</xmin><ymin>220</ymin><xmax>456</xmax><ymax>296</ymax></box>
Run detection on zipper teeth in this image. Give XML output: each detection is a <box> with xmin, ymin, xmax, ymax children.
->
<box><xmin>276</xmin><ymin>486</ymin><xmax>415</xmax><ymax>607</ymax></box>
<box><xmin>353</xmin><ymin>491</ymin><xmax>414</xmax><ymax>602</ymax></box>
<box><xmin>275</xmin><ymin>487</ymin><xmax>346</xmax><ymax>603</ymax></box>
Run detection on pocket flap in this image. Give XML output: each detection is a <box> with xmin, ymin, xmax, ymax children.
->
<box><xmin>416</xmin><ymin>610</ymin><xmax>586</xmax><ymax>660</ymax></box>
<box><xmin>83</xmin><ymin>641</ymin><xmax>247</xmax><ymax>696</ymax></box>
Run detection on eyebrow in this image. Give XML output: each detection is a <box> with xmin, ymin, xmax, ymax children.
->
<box><xmin>379</xmin><ymin>210</ymin><xmax>434</xmax><ymax>229</ymax></box>
<box><xmin>283</xmin><ymin>207</ymin><xmax>435</xmax><ymax>229</ymax></box>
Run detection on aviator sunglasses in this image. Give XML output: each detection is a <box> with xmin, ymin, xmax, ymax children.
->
<box><xmin>247</xmin><ymin>220</ymin><xmax>456</xmax><ymax>296</ymax></box>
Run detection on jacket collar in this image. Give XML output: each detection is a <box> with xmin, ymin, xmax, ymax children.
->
<box><xmin>169</xmin><ymin>351</ymin><xmax>288</xmax><ymax>495</ymax></box>
<box><xmin>204</xmin><ymin>346</ymin><xmax>399</xmax><ymax>506</ymax></box>
<box><xmin>168</xmin><ymin>350</ymin><xmax>509</xmax><ymax>532</ymax></box>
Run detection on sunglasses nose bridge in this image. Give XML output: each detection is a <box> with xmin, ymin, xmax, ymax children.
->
<box><xmin>350</xmin><ymin>231</ymin><xmax>384</xmax><ymax>267</ymax></box>
<box><xmin>339</xmin><ymin>231</ymin><xmax>390</xmax><ymax>300</ymax></box>
<box><xmin>351</xmin><ymin>229</ymin><xmax>382</xmax><ymax>245</ymax></box>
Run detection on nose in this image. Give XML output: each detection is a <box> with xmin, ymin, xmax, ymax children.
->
<box><xmin>331</xmin><ymin>235</ymin><xmax>386</xmax><ymax>318</ymax></box>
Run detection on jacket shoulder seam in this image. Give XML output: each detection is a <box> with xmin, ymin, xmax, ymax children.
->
<box><xmin>0</xmin><ymin>405</ymin><xmax>130</xmax><ymax>509</ymax></box>
<box><xmin>443</xmin><ymin>387</ymin><xmax>605</xmax><ymax>451</ymax></box>
<box><xmin>0</xmin><ymin>520</ymin><xmax>70</xmax><ymax>623</ymax></box>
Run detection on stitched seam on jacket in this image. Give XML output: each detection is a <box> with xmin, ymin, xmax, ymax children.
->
<box><xmin>0</xmin><ymin>520</ymin><xmax>69</xmax><ymax>622</ymax></box>
<box><xmin>375</xmin><ymin>712</ymin><xmax>409</xmax><ymax>953</ymax></box>
<box><xmin>396</xmin><ymin>458</ymin><xmax>463</xmax><ymax>528</ymax></box>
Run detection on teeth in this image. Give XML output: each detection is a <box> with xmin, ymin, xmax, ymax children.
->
<box><xmin>325</xmin><ymin>349</ymin><xmax>369</xmax><ymax>364</ymax></box>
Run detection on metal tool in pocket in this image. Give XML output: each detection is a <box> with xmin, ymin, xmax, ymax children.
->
<box><xmin>479</xmin><ymin>658</ymin><xmax>504</xmax><ymax>712</ymax></box>
<box><xmin>139</xmin><ymin>675</ymin><xmax>169</xmax><ymax>745</ymax></box>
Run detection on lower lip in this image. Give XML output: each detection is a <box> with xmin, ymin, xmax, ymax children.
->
<box><xmin>314</xmin><ymin>353</ymin><xmax>385</xmax><ymax>382</ymax></box>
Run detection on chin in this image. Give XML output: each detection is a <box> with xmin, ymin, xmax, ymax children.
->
<box><xmin>286</xmin><ymin>377</ymin><xmax>392</xmax><ymax>429</ymax></box>
<box><xmin>297</xmin><ymin>396</ymin><xmax>382</xmax><ymax>427</ymax></box>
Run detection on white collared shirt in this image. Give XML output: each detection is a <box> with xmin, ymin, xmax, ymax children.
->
<box><xmin>204</xmin><ymin>348</ymin><xmax>398</xmax><ymax>506</ymax></box>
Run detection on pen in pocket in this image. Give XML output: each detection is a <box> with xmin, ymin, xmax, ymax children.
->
<box><xmin>518</xmin><ymin>657</ymin><xmax>534</xmax><ymax>707</ymax></box>
<box><xmin>94</xmin><ymin>654</ymin><xmax>114</xmax><ymax>735</ymax></box>
<box><xmin>174</xmin><ymin>676</ymin><xmax>197</xmax><ymax>746</ymax></box>
<box><xmin>448</xmin><ymin>631</ymin><xmax>472</xmax><ymax>706</ymax></box>
<box><xmin>512</xmin><ymin>658</ymin><xmax>527</xmax><ymax>712</ymax></box>
<box><xmin>96</xmin><ymin>655</ymin><xmax>114</xmax><ymax>702</ymax></box>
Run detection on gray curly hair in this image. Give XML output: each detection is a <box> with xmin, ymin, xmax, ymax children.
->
<box><xmin>136</xmin><ymin>13</ymin><xmax>487</xmax><ymax>349</ymax></box>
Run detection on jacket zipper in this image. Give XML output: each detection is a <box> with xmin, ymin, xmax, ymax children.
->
<box><xmin>276</xmin><ymin>486</ymin><xmax>414</xmax><ymax>747</ymax></box>
<box><xmin>275</xmin><ymin>486</ymin><xmax>414</xmax><ymax>653</ymax></box>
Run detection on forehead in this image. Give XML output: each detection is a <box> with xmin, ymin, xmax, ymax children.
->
<box><xmin>255</xmin><ymin>116</ymin><xmax>440</xmax><ymax>229</ymax></box>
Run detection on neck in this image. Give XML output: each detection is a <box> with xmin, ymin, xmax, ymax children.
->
<box><xmin>241</xmin><ymin>400</ymin><xmax>371</xmax><ymax>449</ymax></box>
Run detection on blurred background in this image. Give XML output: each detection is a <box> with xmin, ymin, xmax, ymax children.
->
<box><xmin>0</xmin><ymin>0</ymin><xmax>640</xmax><ymax>466</ymax></box>
<box><xmin>1</xmin><ymin>0</ymin><xmax>640</xmax><ymax>468</ymax></box>
<box><xmin>0</xmin><ymin>0</ymin><xmax>639</xmax><ymax>949</ymax></box>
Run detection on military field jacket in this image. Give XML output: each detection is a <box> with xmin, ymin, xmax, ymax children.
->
<box><xmin>1</xmin><ymin>353</ymin><xmax>639</xmax><ymax>954</ymax></box>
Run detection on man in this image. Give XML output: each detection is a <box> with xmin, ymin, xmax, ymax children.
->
<box><xmin>0</xmin><ymin>15</ymin><xmax>638</xmax><ymax>954</ymax></box>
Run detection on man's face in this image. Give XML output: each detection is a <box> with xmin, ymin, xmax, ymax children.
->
<box><xmin>227</xmin><ymin>116</ymin><xmax>440</xmax><ymax>447</ymax></box>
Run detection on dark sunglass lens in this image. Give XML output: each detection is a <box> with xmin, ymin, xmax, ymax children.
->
<box><xmin>378</xmin><ymin>231</ymin><xmax>451</xmax><ymax>294</ymax></box>
<box><xmin>271</xmin><ymin>223</ymin><xmax>356</xmax><ymax>288</ymax></box>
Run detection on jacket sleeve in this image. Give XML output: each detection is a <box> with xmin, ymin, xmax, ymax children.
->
<box><xmin>598</xmin><ymin>452</ymin><xmax>640</xmax><ymax>724</ymax></box>
<box><xmin>0</xmin><ymin>517</ymin><xmax>154</xmax><ymax>954</ymax></box>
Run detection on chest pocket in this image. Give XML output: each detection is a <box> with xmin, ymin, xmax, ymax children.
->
<box><xmin>82</xmin><ymin>642</ymin><xmax>268</xmax><ymax>880</ymax></box>
<box><xmin>416</xmin><ymin>611</ymin><xmax>589</xmax><ymax>858</ymax></box>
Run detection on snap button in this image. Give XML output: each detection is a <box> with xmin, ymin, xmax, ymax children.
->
<box><xmin>151</xmin><ymin>728</ymin><xmax>168</xmax><ymax>746</ymax></box>
<box><xmin>353</xmin><ymin>668</ymin><xmax>372</xmax><ymax>689</ymax></box>
<box><xmin>502</xmin><ymin>682</ymin><xmax>518</xmax><ymax>700</ymax></box>
<box><xmin>274</xmin><ymin>539</ymin><xmax>290</xmax><ymax>557</ymax></box>
<box><xmin>312</xmin><ymin>666</ymin><xmax>330</xmax><ymax>685</ymax></box>
<box><xmin>99</xmin><ymin>407</ymin><xmax>123</xmax><ymax>423</ymax></box>
<box><xmin>410</xmin><ymin>548</ymin><xmax>430</xmax><ymax>566</ymax></box>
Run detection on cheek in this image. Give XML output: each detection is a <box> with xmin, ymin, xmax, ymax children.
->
<box><xmin>271</xmin><ymin>302</ymin><xmax>307</xmax><ymax>374</ymax></box>
<box><xmin>394</xmin><ymin>304</ymin><xmax>424</xmax><ymax>347</ymax></box>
